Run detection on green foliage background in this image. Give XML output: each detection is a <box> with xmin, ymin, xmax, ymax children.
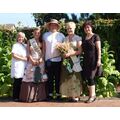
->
<box><xmin>0</xmin><ymin>19</ymin><xmax>120</xmax><ymax>97</ymax></box>
<box><xmin>0</xmin><ymin>30</ymin><xmax>17</xmax><ymax>97</ymax></box>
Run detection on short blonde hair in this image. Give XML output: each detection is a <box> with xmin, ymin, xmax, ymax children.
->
<box><xmin>17</xmin><ymin>32</ymin><xmax>26</xmax><ymax>42</ymax></box>
<box><xmin>66</xmin><ymin>22</ymin><xmax>76</xmax><ymax>29</ymax></box>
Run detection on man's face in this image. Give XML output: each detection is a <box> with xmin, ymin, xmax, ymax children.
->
<box><xmin>49</xmin><ymin>23</ymin><xmax>59</xmax><ymax>32</ymax></box>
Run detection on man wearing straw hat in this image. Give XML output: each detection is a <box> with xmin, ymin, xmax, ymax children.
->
<box><xmin>43</xmin><ymin>19</ymin><xmax>65</xmax><ymax>100</ymax></box>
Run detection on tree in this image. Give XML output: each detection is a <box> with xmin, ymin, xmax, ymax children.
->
<box><xmin>89</xmin><ymin>13</ymin><xmax>120</xmax><ymax>20</ymax></box>
<box><xmin>32</xmin><ymin>13</ymin><xmax>70</xmax><ymax>26</ymax></box>
<box><xmin>71</xmin><ymin>13</ymin><xmax>78</xmax><ymax>23</ymax></box>
<box><xmin>80</xmin><ymin>13</ymin><xmax>90</xmax><ymax>20</ymax></box>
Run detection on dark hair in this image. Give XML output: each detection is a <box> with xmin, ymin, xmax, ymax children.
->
<box><xmin>82</xmin><ymin>20</ymin><xmax>93</xmax><ymax>29</ymax></box>
<box><xmin>39</xmin><ymin>35</ymin><xmax>43</xmax><ymax>43</ymax></box>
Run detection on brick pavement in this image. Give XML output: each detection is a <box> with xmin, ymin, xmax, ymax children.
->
<box><xmin>0</xmin><ymin>97</ymin><xmax>120</xmax><ymax>107</ymax></box>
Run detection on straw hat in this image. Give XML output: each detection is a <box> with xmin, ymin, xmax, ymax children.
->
<box><xmin>46</xmin><ymin>19</ymin><xmax>60</xmax><ymax>30</ymax></box>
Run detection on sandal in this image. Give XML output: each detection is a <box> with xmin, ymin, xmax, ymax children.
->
<box><xmin>85</xmin><ymin>96</ymin><xmax>96</xmax><ymax>103</ymax></box>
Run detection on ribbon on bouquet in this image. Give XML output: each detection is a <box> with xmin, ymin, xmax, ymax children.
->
<box><xmin>63</xmin><ymin>55</ymin><xmax>82</xmax><ymax>73</ymax></box>
<box><xmin>66</xmin><ymin>48</ymin><xmax>82</xmax><ymax>73</ymax></box>
<box><xmin>70</xmin><ymin>55</ymin><xmax>82</xmax><ymax>72</ymax></box>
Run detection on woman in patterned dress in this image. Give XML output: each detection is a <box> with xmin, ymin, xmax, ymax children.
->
<box><xmin>60</xmin><ymin>22</ymin><xmax>83</xmax><ymax>102</ymax></box>
<box><xmin>19</xmin><ymin>27</ymin><xmax>47</xmax><ymax>102</ymax></box>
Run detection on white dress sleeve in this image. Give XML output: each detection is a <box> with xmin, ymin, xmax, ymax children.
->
<box><xmin>75</xmin><ymin>35</ymin><xmax>82</xmax><ymax>42</ymax></box>
<box><xmin>12</xmin><ymin>44</ymin><xmax>19</xmax><ymax>54</ymax></box>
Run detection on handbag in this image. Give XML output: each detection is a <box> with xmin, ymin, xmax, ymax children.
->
<box><xmin>34</xmin><ymin>66</ymin><xmax>42</xmax><ymax>84</ymax></box>
<box><xmin>96</xmin><ymin>65</ymin><xmax>103</xmax><ymax>77</ymax></box>
<box><xmin>34</xmin><ymin>66</ymin><xmax>48</xmax><ymax>83</ymax></box>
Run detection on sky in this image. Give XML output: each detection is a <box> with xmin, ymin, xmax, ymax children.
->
<box><xmin>0</xmin><ymin>13</ymin><xmax>36</xmax><ymax>27</ymax></box>
<box><xmin>0</xmin><ymin>13</ymin><xmax>80</xmax><ymax>27</ymax></box>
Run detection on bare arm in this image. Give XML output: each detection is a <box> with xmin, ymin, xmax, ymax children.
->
<box><xmin>42</xmin><ymin>41</ymin><xmax>46</xmax><ymax>61</ymax></box>
<box><xmin>27</xmin><ymin>41</ymin><xmax>38</xmax><ymax>65</ymax></box>
<box><xmin>96</xmin><ymin>40</ymin><xmax>101</xmax><ymax>66</ymax></box>
<box><xmin>76</xmin><ymin>40</ymin><xmax>82</xmax><ymax>55</ymax></box>
<box><xmin>12</xmin><ymin>53</ymin><xmax>27</xmax><ymax>61</ymax></box>
<box><xmin>27</xmin><ymin>41</ymin><xmax>33</xmax><ymax>62</ymax></box>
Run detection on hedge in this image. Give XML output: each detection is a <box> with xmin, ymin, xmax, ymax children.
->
<box><xmin>0</xmin><ymin>18</ymin><xmax>120</xmax><ymax>97</ymax></box>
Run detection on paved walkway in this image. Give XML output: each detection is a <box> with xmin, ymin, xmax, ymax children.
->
<box><xmin>0</xmin><ymin>97</ymin><xmax>120</xmax><ymax>107</ymax></box>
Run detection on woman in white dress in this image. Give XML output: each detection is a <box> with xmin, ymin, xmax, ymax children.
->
<box><xmin>11</xmin><ymin>32</ymin><xmax>27</xmax><ymax>101</ymax></box>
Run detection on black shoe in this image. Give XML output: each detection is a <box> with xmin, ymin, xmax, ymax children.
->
<box><xmin>56</xmin><ymin>96</ymin><xmax>62</xmax><ymax>101</ymax></box>
<box><xmin>46</xmin><ymin>96</ymin><xmax>53</xmax><ymax>101</ymax></box>
<box><xmin>85</xmin><ymin>96</ymin><xmax>96</xmax><ymax>103</ymax></box>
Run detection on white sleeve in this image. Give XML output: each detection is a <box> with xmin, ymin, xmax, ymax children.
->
<box><xmin>61</xmin><ymin>33</ymin><xmax>65</xmax><ymax>42</ymax></box>
<box><xmin>76</xmin><ymin>35</ymin><xmax>82</xmax><ymax>41</ymax></box>
<box><xmin>63</xmin><ymin>36</ymin><xmax>68</xmax><ymax>42</ymax></box>
<box><xmin>42</xmin><ymin>33</ymin><xmax>46</xmax><ymax>41</ymax></box>
<box><xmin>12</xmin><ymin>44</ymin><xmax>18</xmax><ymax>54</ymax></box>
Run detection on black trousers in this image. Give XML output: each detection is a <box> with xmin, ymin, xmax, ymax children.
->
<box><xmin>13</xmin><ymin>78</ymin><xmax>22</xmax><ymax>99</ymax></box>
<box><xmin>45</xmin><ymin>61</ymin><xmax>62</xmax><ymax>96</ymax></box>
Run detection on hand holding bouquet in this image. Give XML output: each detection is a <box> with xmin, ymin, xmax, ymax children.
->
<box><xmin>56</xmin><ymin>41</ymin><xmax>82</xmax><ymax>73</ymax></box>
<box><xmin>56</xmin><ymin>41</ymin><xmax>72</xmax><ymax>54</ymax></box>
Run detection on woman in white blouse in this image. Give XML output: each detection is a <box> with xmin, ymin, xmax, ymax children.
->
<box><xmin>11</xmin><ymin>32</ymin><xmax>27</xmax><ymax>101</ymax></box>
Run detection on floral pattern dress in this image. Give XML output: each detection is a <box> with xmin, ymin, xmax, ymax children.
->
<box><xmin>22</xmin><ymin>38</ymin><xmax>44</xmax><ymax>82</ymax></box>
<box><xmin>60</xmin><ymin>35</ymin><xmax>83</xmax><ymax>98</ymax></box>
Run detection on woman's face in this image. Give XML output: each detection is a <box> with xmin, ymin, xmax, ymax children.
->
<box><xmin>66</xmin><ymin>25</ymin><xmax>75</xmax><ymax>35</ymax></box>
<box><xmin>84</xmin><ymin>25</ymin><xmax>92</xmax><ymax>34</ymax></box>
<box><xmin>33</xmin><ymin>30</ymin><xmax>40</xmax><ymax>40</ymax></box>
<box><xmin>17</xmin><ymin>34</ymin><xmax>25</xmax><ymax>43</ymax></box>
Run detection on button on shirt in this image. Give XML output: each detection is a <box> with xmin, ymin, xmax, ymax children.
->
<box><xmin>11</xmin><ymin>43</ymin><xmax>27</xmax><ymax>78</ymax></box>
<box><xmin>43</xmin><ymin>31</ymin><xmax>65</xmax><ymax>62</ymax></box>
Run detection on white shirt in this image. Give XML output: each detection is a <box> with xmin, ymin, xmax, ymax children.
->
<box><xmin>11</xmin><ymin>42</ymin><xmax>27</xmax><ymax>78</ymax></box>
<box><xmin>43</xmin><ymin>31</ymin><xmax>65</xmax><ymax>61</ymax></box>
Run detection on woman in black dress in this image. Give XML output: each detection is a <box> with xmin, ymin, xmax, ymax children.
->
<box><xmin>82</xmin><ymin>21</ymin><xmax>101</xmax><ymax>103</ymax></box>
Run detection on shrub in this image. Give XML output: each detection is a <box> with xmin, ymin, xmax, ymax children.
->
<box><xmin>0</xmin><ymin>30</ymin><xmax>16</xmax><ymax>97</ymax></box>
<box><xmin>96</xmin><ymin>41</ymin><xmax>120</xmax><ymax>98</ymax></box>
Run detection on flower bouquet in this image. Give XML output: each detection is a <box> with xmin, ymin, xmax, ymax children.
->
<box><xmin>56</xmin><ymin>41</ymin><xmax>82</xmax><ymax>73</ymax></box>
